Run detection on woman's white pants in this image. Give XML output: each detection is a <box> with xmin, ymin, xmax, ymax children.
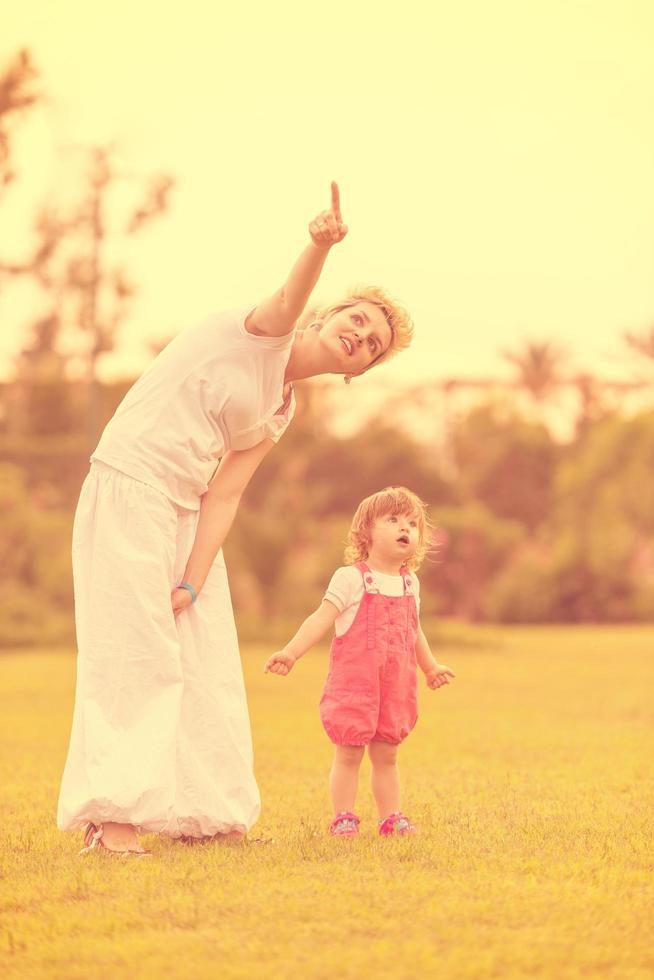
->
<box><xmin>57</xmin><ymin>462</ymin><xmax>260</xmax><ymax>837</ymax></box>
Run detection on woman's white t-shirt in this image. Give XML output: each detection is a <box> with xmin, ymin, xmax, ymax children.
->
<box><xmin>324</xmin><ymin>565</ymin><xmax>421</xmax><ymax>637</ymax></box>
<box><xmin>92</xmin><ymin>308</ymin><xmax>296</xmax><ymax>510</ymax></box>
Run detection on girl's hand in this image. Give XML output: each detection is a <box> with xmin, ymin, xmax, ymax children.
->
<box><xmin>264</xmin><ymin>651</ymin><xmax>297</xmax><ymax>676</ymax></box>
<box><xmin>171</xmin><ymin>587</ymin><xmax>194</xmax><ymax>618</ymax></box>
<box><xmin>426</xmin><ymin>664</ymin><xmax>456</xmax><ymax>690</ymax></box>
<box><xmin>309</xmin><ymin>181</ymin><xmax>348</xmax><ymax>249</ymax></box>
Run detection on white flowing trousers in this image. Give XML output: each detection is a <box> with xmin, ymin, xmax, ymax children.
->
<box><xmin>57</xmin><ymin>462</ymin><xmax>260</xmax><ymax>837</ymax></box>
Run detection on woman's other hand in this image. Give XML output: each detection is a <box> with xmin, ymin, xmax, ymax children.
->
<box><xmin>309</xmin><ymin>182</ymin><xmax>348</xmax><ymax>248</ymax></box>
<box><xmin>171</xmin><ymin>587</ymin><xmax>194</xmax><ymax>618</ymax></box>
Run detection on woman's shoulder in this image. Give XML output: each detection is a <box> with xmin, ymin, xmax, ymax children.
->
<box><xmin>240</xmin><ymin>306</ymin><xmax>297</xmax><ymax>351</ymax></box>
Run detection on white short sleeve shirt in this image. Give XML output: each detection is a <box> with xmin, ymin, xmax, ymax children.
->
<box><xmin>324</xmin><ymin>565</ymin><xmax>421</xmax><ymax>636</ymax></box>
<box><xmin>92</xmin><ymin>307</ymin><xmax>296</xmax><ymax>509</ymax></box>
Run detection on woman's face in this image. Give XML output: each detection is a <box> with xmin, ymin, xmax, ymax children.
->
<box><xmin>318</xmin><ymin>302</ymin><xmax>393</xmax><ymax>376</ymax></box>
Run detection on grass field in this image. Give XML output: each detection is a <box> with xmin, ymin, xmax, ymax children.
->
<box><xmin>1</xmin><ymin>624</ymin><xmax>653</xmax><ymax>979</ymax></box>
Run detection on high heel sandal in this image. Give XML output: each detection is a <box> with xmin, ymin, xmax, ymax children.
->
<box><xmin>79</xmin><ymin>822</ymin><xmax>151</xmax><ymax>857</ymax></box>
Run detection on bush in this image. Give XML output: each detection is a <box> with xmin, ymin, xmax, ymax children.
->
<box><xmin>422</xmin><ymin>503</ymin><xmax>525</xmax><ymax>620</ymax></box>
<box><xmin>0</xmin><ymin>586</ymin><xmax>75</xmax><ymax>648</ymax></box>
<box><xmin>485</xmin><ymin>548</ymin><xmax>560</xmax><ymax>623</ymax></box>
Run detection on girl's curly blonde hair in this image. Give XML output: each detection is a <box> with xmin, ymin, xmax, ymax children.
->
<box><xmin>344</xmin><ymin>486</ymin><xmax>431</xmax><ymax>571</ymax></box>
<box><xmin>303</xmin><ymin>284</ymin><xmax>413</xmax><ymax>368</ymax></box>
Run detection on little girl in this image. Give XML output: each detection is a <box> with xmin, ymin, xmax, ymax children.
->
<box><xmin>264</xmin><ymin>486</ymin><xmax>455</xmax><ymax>837</ymax></box>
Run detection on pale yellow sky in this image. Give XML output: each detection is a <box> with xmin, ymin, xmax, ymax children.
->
<box><xmin>1</xmin><ymin>0</ymin><xmax>654</xmax><ymax>391</ymax></box>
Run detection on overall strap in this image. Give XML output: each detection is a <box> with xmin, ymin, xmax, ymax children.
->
<box><xmin>354</xmin><ymin>562</ymin><xmax>377</xmax><ymax>649</ymax></box>
<box><xmin>355</xmin><ymin>562</ymin><xmax>380</xmax><ymax>594</ymax></box>
<box><xmin>400</xmin><ymin>567</ymin><xmax>415</xmax><ymax>595</ymax></box>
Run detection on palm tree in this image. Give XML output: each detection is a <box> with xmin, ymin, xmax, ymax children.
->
<box><xmin>501</xmin><ymin>340</ymin><xmax>567</xmax><ymax>403</ymax></box>
<box><xmin>0</xmin><ymin>49</ymin><xmax>40</xmax><ymax>200</ymax></box>
<box><xmin>624</xmin><ymin>325</ymin><xmax>654</xmax><ymax>371</ymax></box>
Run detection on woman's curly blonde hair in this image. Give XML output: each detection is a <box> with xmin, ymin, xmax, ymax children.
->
<box><xmin>303</xmin><ymin>284</ymin><xmax>413</xmax><ymax>369</ymax></box>
<box><xmin>344</xmin><ymin>486</ymin><xmax>431</xmax><ymax>571</ymax></box>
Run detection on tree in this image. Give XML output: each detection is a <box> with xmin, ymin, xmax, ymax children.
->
<box><xmin>0</xmin><ymin>52</ymin><xmax>174</xmax><ymax>443</ymax></box>
<box><xmin>624</xmin><ymin>325</ymin><xmax>654</xmax><ymax>370</ymax></box>
<box><xmin>58</xmin><ymin>146</ymin><xmax>174</xmax><ymax>443</ymax></box>
<box><xmin>0</xmin><ymin>49</ymin><xmax>40</xmax><ymax>202</ymax></box>
<box><xmin>502</xmin><ymin>339</ymin><xmax>567</xmax><ymax>404</ymax></box>
<box><xmin>450</xmin><ymin>401</ymin><xmax>559</xmax><ymax>531</ymax></box>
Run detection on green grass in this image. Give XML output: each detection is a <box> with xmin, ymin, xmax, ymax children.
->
<box><xmin>1</xmin><ymin>625</ymin><xmax>653</xmax><ymax>979</ymax></box>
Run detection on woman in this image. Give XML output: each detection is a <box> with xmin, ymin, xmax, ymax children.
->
<box><xmin>57</xmin><ymin>183</ymin><xmax>414</xmax><ymax>854</ymax></box>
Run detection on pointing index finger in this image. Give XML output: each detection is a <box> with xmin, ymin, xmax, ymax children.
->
<box><xmin>331</xmin><ymin>181</ymin><xmax>342</xmax><ymax>221</ymax></box>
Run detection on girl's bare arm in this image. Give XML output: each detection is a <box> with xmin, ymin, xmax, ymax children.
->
<box><xmin>416</xmin><ymin>624</ymin><xmax>456</xmax><ymax>689</ymax></box>
<box><xmin>264</xmin><ymin>600</ymin><xmax>340</xmax><ymax>675</ymax></box>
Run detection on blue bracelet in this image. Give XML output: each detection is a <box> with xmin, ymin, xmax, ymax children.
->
<box><xmin>178</xmin><ymin>583</ymin><xmax>197</xmax><ymax>603</ymax></box>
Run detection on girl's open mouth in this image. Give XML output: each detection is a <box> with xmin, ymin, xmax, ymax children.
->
<box><xmin>339</xmin><ymin>336</ymin><xmax>353</xmax><ymax>356</ymax></box>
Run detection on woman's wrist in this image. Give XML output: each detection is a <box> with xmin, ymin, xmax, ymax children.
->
<box><xmin>307</xmin><ymin>238</ymin><xmax>332</xmax><ymax>254</ymax></box>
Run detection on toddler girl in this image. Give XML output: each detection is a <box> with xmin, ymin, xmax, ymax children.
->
<box><xmin>264</xmin><ymin>486</ymin><xmax>454</xmax><ymax>836</ymax></box>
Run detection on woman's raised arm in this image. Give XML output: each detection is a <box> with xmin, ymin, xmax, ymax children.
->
<box><xmin>246</xmin><ymin>182</ymin><xmax>348</xmax><ymax>338</ymax></box>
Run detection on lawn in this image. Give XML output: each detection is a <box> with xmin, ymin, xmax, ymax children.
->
<box><xmin>1</xmin><ymin>624</ymin><xmax>653</xmax><ymax>979</ymax></box>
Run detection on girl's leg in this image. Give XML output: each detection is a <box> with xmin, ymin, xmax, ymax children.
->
<box><xmin>368</xmin><ymin>740</ymin><xmax>400</xmax><ymax>819</ymax></box>
<box><xmin>329</xmin><ymin>745</ymin><xmax>365</xmax><ymax>814</ymax></box>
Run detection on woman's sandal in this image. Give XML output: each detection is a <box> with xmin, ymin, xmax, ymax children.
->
<box><xmin>79</xmin><ymin>822</ymin><xmax>152</xmax><ymax>857</ymax></box>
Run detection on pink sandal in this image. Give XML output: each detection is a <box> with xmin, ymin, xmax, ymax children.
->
<box><xmin>378</xmin><ymin>812</ymin><xmax>418</xmax><ymax>836</ymax></box>
<box><xmin>79</xmin><ymin>822</ymin><xmax>151</xmax><ymax>857</ymax></box>
<box><xmin>329</xmin><ymin>812</ymin><xmax>360</xmax><ymax>837</ymax></box>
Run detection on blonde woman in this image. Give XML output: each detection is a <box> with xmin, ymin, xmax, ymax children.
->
<box><xmin>58</xmin><ymin>183</ymin><xmax>414</xmax><ymax>855</ymax></box>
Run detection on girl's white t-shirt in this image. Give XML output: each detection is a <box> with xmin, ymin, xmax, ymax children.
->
<box><xmin>324</xmin><ymin>565</ymin><xmax>421</xmax><ymax>636</ymax></box>
<box><xmin>92</xmin><ymin>308</ymin><xmax>296</xmax><ymax>510</ymax></box>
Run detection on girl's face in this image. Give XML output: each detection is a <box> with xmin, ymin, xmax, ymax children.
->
<box><xmin>318</xmin><ymin>302</ymin><xmax>393</xmax><ymax>376</ymax></box>
<box><xmin>368</xmin><ymin>510</ymin><xmax>421</xmax><ymax>563</ymax></box>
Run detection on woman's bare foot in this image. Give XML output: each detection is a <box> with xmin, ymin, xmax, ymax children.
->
<box><xmin>100</xmin><ymin>822</ymin><xmax>148</xmax><ymax>853</ymax></box>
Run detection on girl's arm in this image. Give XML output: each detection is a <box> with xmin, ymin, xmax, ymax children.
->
<box><xmin>416</xmin><ymin>624</ymin><xmax>456</xmax><ymax>690</ymax></box>
<box><xmin>264</xmin><ymin>600</ymin><xmax>340</xmax><ymax>676</ymax></box>
<box><xmin>171</xmin><ymin>439</ymin><xmax>274</xmax><ymax>616</ymax></box>
<box><xmin>246</xmin><ymin>182</ymin><xmax>347</xmax><ymax>338</ymax></box>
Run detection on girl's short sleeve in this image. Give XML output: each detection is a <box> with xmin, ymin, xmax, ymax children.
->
<box><xmin>323</xmin><ymin>566</ymin><xmax>362</xmax><ymax>613</ymax></box>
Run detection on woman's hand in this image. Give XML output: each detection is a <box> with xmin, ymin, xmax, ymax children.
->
<box><xmin>264</xmin><ymin>650</ymin><xmax>297</xmax><ymax>676</ymax></box>
<box><xmin>309</xmin><ymin>182</ymin><xmax>348</xmax><ymax>249</ymax></box>
<box><xmin>171</xmin><ymin>587</ymin><xmax>194</xmax><ymax>618</ymax></box>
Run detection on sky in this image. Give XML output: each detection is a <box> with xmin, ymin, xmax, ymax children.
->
<box><xmin>1</xmin><ymin>0</ymin><xmax>654</xmax><ymax>394</ymax></box>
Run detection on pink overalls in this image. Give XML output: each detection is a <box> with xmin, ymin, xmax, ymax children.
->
<box><xmin>319</xmin><ymin>562</ymin><xmax>419</xmax><ymax>746</ymax></box>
